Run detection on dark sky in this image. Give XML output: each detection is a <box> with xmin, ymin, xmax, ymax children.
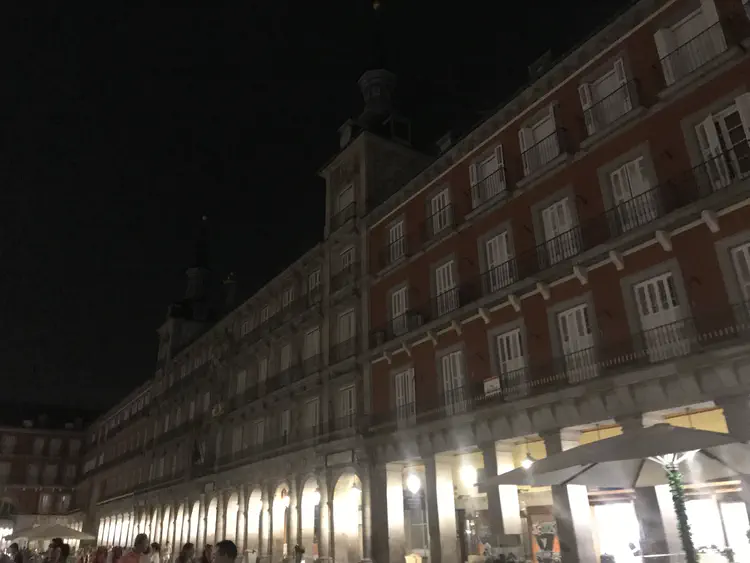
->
<box><xmin>0</xmin><ymin>0</ymin><xmax>627</xmax><ymax>408</ymax></box>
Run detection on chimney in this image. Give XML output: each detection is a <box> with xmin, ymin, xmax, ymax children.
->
<box><xmin>358</xmin><ymin>69</ymin><xmax>396</xmax><ymax>126</ymax></box>
<box><xmin>436</xmin><ymin>131</ymin><xmax>454</xmax><ymax>154</ymax></box>
<box><xmin>223</xmin><ymin>272</ymin><xmax>238</xmax><ymax>311</ymax></box>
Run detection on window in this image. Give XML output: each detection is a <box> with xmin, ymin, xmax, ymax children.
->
<box><xmin>429</xmin><ymin>188</ymin><xmax>452</xmax><ymax>235</ymax></box>
<box><xmin>280</xmin><ymin>343</ymin><xmax>292</xmax><ymax>371</ymax></box>
<box><xmin>43</xmin><ymin>464</ymin><xmax>57</xmax><ymax>485</ymax></box>
<box><xmin>389</xmin><ymin>220</ymin><xmax>406</xmax><ymax>263</ymax></box>
<box><xmin>394</xmin><ymin>368</ymin><xmax>416</xmax><ymax>425</ymax></box>
<box><xmin>578</xmin><ymin>59</ymin><xmax>631</xmax><ymax>135</ymax></box>
<box><xmin>435</xmin><ymin>260</ymin><xmax>458</xmax><ymax>316</ymax></box>
<box><xmin>281</xmin><ymin>410</ymin><xmax>291</xmax><ymax>443</ymax></box>
<box><xmin>654</xmin><ymin>3</ymin><xmax>726</xmax><ymax>86</ymax></box>
<box><xmin>486</xmin><ymin>328</ymin><xmax>526</xmax><ymax>396</ymax></box>
<box><xmin>609</xmin><ymin>157</ymin><xmax>656</xmax><ymax>232</ymax></box>
<box><xmin>558</xmin><ymin>304</ymin><xmax>597</xmax><ymax>382</ymax></box>
<box><xmin>633</xmin><ymin>272</ymin><xmax>689</xmax><ymax>362</ymax></box>
<box><xmin>203</xmin><ymin>391</ymin><xmax>211</xmax><ymax>413</ymax></box>
<box><xmin>340</xmin><ymin>247</ymin><xmax>355</xmax><ymax>271</ymax></box>
<box><xmin>181</xmin><ymin>364</ymin><xmax>188</xmax><ymax>378</ymax></box>
<box><xmin>175</xmin><ymin>406</ymin><xmax>182</xmax><ymax>426</ymax></box>
<box><xmin>33</xmin><ymin>437</ymin><xmax>44</xmax><ymax>455</ymax></box>
<box><xmin>164</xmin><ymin>413</ymin><xmax>170</xmax><ymax>433</ymax></box>
<box><xmin>470</xmin><ymin>147</ymin><xmax>506</xmax><ymax>207</ymax></box>
<box><xmin>308</xmin><ymin>269</ymin><xmax>321</xmax><ymax>293</ymax></box>
<box><xmin>339</xmin><ymin>386</ymin><xmax>355</xmax><ymax>427</ymax></box>
<box><xmin>236</xmin><ymin>370</ymin><xmax>247</xmax><ymax>394</ymax></box>
<box><xmin>241</xmin><ymin>319</ymin><xmax>251</xmax><ymax>336</ymax></box>
<box><xmin>282</xmin><ymin>286</ymin><xmax>295</xmax><ymax>309</ymax></box>
<box><xmin>189</xmin><ymin>400</ymin><xmax>196</xmax><ymax>421</ymax></box>
<box><xmin>695</xmin><ymin>95</ymin><xmax>750</xmax><ymax>191</ymax></box>
<box><xmin>253</xmin><ymin>420</ymin><xmax>265</xmax><ymax>446</ymax></box>
<box><xmin>441</xmin><ymin>351</ymin><xmax>466</xmax><ymax>414</ymax></box>
<box><xmin>337</xmin><ymin>309</ymin><xmax>356</xmax><ymax>344</ymax></box>
<box><xmin>261</xmin><ymin>305</ymin><xmax>270</xmax><ymax>324</ymax></box>
<box><xmin>519</xmin><ymin>107</ymin><xmax>559</xmax><ymax>175</ymax></box>
<box><xmin>305</xmin><ymin>398</ymin><xmax>320</xmax><ymax>435</ymax></box>
<box><xmin>390</xmin><ymin>287</ymin><xmax>408</xmax><ymax>335</ymax></box>
<box><xmin>39</xmin><ymin>494</ymin><xmax>52</xmax><ymax>514</ymax></box>
<box><xmin>730</xmin><ymin>242</ymin><xmax>750</xmax><ymax>300</ymax></box>
<box><xmin>65</xmin><ymin>464</ymin><xmax>76</xmax><ymax>484</ymax></box>
<box><xmin>304</xmin><ymin>328</ymin><xmax>321</xmax><ymax>359</ymax></box>
<box><xmin>541</xmin><ymin>198</ymin><xmax>578</xmax><ymax>265</ymax></box>
<box><xmin>58</xmin><ymin>494</ymin><xmax>71</xmax><ymax>513</ymax></box>
<box><xmin>485</xmin><ymin>232</ymin><xmax>514</xmax><ymax>292</ymax></box>
<box><xmin>27</xmin><ymin>463</ymin><xmax>39</xmax><ymax>484</ymax></box>
<box><xmin>232</xmin><ymin>426</ymin><xmax>243</xmax><ymax>454</ymax></box>
<box><xmin>258</xmin><ymin>357</ymin><xmax>268</xmax><ymax>382</ymax></box>
<box><xmin>1</xmin><ymin>435</ymin><xmax>16</xmax><ymax>454</ymax></box>
<box><xmin>0</xmin><ymin>462</ymin><xmax>10</xmax><ymax>483</ymax></box>
<box><xmin>337</xmin><ymin>184</ymin><xmax>354</xmax><ymax>212</ymax></box>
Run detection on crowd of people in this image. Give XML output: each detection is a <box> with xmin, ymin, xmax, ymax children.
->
<box><xmin>3</xmin><ymin>535</ymin><xmax>240</xmax><ymax>563</ymax></box>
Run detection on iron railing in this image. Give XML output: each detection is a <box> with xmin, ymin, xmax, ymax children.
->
<box><xmin>420</xmin><ymin>204</ymin><xmax>458</xmax><ymax>244</ymax></box>
<box><xmin>659</xmin><ymin>22</ymin><xmax>727</xmax><ymax>86</ymax></box>
<box><xmin>470</xmin><ymin>166</ymin><xmax>508</xmax><ymax>209</ymax></box>
<box><xmin>331</xmin><ymin>262</ymin><xmax>359</xmax><ymax>292</ymax></box>
<box><xmin>369</xmin><ymin>141</ymin><xmax>750</xmax><ymax>348</ymax></box>
<box><xmin>330</xmin><ymin>202</ymin><xmax>356</xmax><ymax>231</ymax></box>
<box><xmin>519</xmin><ymin>128</ymin><xmax>566</xmax><ymax>177</ymax></box>
<box><xmin>377</xmin><ymin>235</ymin><xmax>413</xmax><ymax>271</ymax></box>
<box><xmin>330</xmin><ymin>337</ymin><xmax>357</xmax><ymax>364</ymax></box>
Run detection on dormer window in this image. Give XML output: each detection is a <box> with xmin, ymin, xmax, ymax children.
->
<box><xmin>469</xmin><ymin>146</ymin><xmax>506</xmax><ymax>208</ymax></box>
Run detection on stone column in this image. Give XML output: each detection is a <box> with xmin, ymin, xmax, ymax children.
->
<box><xmin>170</xmin><ymin>505</ymin><xmax>179</xmax><ymax>563</ymax></box>
<box><xmin>237</xmin><ymin>487</ymin><xmax>247</xmax><ymax>556</ymax></box>
<box><xmin>289</xmin><ymin>480</ymin><xmax>299</xmax><ymax>550</ymax></box>
<box><xmin>542</xmin><ymin>431</ymin><xmax>596</xmax><ymax>563</ymax></box>
<box><xmin>370</xmin><ymin>463</ymin><xmax>406</xmax><ymax>563</ymax></box>
<box><xmin>424</xmin><ymin>455</ymin><xmax>459</xmax><ymax>563</ymax></box>
<box><xmin>482</xmin><ymin>442</ymin><xmax>522</xmax><ymax>545</ymax></box>
<box><xmin>360</xmin><ymin>466</ymin><xmax>372</xmax><ymax>562</ymax></box>
<box><xmin>318</xmin><ymin>472</ymin><xmax>332</xmax><ymax>560</ymax></box>
<box><xmin>216</xmin><ymin>491</ymin><xmax>225</xmax><ymax>544</ymax></box>
<box><xmin>198</xmin><ymin>494</ymin><xmax>207</xmax><ymax>551</ymax></box>
<box><xmin>260</xmin><ymin>490</ymin><xmax>272</xmax><ymax>559</ymax></box>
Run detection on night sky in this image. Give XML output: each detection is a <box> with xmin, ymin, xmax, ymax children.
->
<box><xmin>0</xmin><ymin>0</ymin><xmax>628</xmax><ymax>408</ymax></box>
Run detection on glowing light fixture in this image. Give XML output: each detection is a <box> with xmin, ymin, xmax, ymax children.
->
<box><xmin>312</xmin><ymin>488</ymin><xmax>321</xmax><ymax>506</ymax></box>
<box><xmin>521</xmin><ymin>454</ymin><xmax>535</xmax><ymax>470</ymax></box>
<box><xmin>406</xmin><ymin>473</ymin><xmax>421</xmax><ymax>494</ymax></box>
<box><xmin>460</xmin><ymin>465</ymin><xmax>477</xmax><ymax>488</ymax></box>
<box><xmin>280</xmin><ymin>490</ymin><xmax>291</xmax><ymax>508</ymax></box>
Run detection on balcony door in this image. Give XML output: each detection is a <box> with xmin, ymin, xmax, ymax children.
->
<box><xmin>696</xmin><ymin>97</ymin><xmax>750</xmax><ymax>191</ymax></box>
<box><xmin>489</xmin><ymin>329</ymin><xmax>526</xmax><ymax>397</ymax></box>
<box><xmin>394</xmin><ymin>368</ymin><xmax>416</xmax><ymax>427</ymax></box>
<box><xmin>441</xmin><ymin>351</ymin><xmax>466</xmax><ymax>415</ymax></box>
<box><xmin>541</xmin><ymin>198</ymin><xmax>578</xmax><ymax>265</ymax></box>
<box><xmin>634</xmin><ymin>273</ymin><xmax>690</xmax><ymax>362</ymax></box>
<box><xmin>435</xmin><ymin>261</ymin><xmax>458</xmax><ymax>316</ymax></box>
<box><xmin>558</xmin><ymin>304</ymin><xmax>597</xmax><ymax>383</ymax></box>
<box><xmin>485</xmin><ymin>232</ymin><xmax>513</xmax><ymax>292</ymax></box>
<box><xmin>610</xmin><ymin>157</ymin><xmax>657</xmax><ymax>232</ymax></box>
<box><xmin>430</xmin><ymin>189</ymin><xmax>452</xmax><ymax>235</ymax></box>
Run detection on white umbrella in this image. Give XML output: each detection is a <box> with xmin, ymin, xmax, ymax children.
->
<box><xmin>9</xmin><ymin>523</ymin><xmax>95</xmax><ymax>541</ymax></box>
<box><xmin>480</xmin><ymin>423</ymin><xmax>750</xmax><ymax>489</ymax></box>
<box><xmin>479</xmin><ymin>424</ymin><xmax>750</xmax><ymax>563</ymax></box>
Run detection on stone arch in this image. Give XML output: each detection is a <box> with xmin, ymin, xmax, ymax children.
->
<box><xmin>332</xmin><ymin>469</ymin><xmax>362</xmax><ymax>563</ymax></box>
<box><xmin>174</xmin><ymin>504</ymin><xmax>185</xmax><ymax>551</ymax></box>
<box><xmin>206</xmin><ymin>497</ymin><xmax>218</xmax><ymax>546</ymax></box>
<box><xmin>189</xmin><ymin>501</ymin><xmax>200</xmax><ymax>546</ymax></box>
<box><xmin>161</xmin><ymin>505</ymin><xmax>172</xmax><ymax>546</ymax></box>
<box><xmin>150</xmin><ymin>507</ymin><xmax>160</xmax><ymax>541</ymax></box>
<box><xmin>246</xmin><ymin>488</ymin><xmax>263</xmax><ymax>555</ymax></box>
<box><xmin>271</xmin><ymin>482</ymin><xmax>292</xmax><ymax>563</ymax></box>
<box><xmin>225</xmin><ymin>492</ymin><xmax>239</xmax><ymax>542</ymax></box>
<box><xmin>299</xmin><ymin>476</ymin><xmax>321</xmax><ymax>555</ymax></box>
<box><xmin>120</xmin><ymin>512</ymin><xmax>131</xmax><ymax>546</ymax></box>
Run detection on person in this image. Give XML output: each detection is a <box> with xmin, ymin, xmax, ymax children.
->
<box><xmin>198</xmin><ymin>546</ymin><xmax>211</xmax><ymax>563</ymax></box>
<box><xmin>119</xmin><ymin>534</ymin><xmax>148</xmax><ymax>563</ymax></box>
<box><xmin>175</xmin><ymin>544</ymin><xmax>194</xmax><ymax>563</ymax></box>
<box><xmin>148</xmin><ymin>545</ymin><xmax>160</xmax><ymax>563</ymax></box>
<box><xmin>92</xmin><ymin>547</ymin><xmax>108</xmax><ymax>563</ymax></box>
<box><xmin>9</xmin><ymin>543</ymin><xmax>24</xmax><ymax>563</ymax></box>
<box><xmin>214</xmin><ymin>542</ymin><xmax>237</xmax><ymax>563</ymax></box>
<box><xmin>60</xmin><ymin>545</ymin><xmax>71</xmax><ymax>563</ymax></box>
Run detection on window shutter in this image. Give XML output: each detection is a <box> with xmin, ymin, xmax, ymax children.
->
<box><xmin>469</xmin><ymin>163</ymin><xmax>478</xmax><ymax>186</ymax></box>
<box><xmin>700</xmin><ymin>0</ymin><xmax>720</xmax><ymax>25</ymax></box>
<box><xmin>698</xmin><ymin>115</ymin><xmax>723</xmax><ymax>158</ymax></box>
<box><xmin>610</xmin><ymin>168</ymin><xmax>630</xmax><ymax>205</ymax></box>
<box><xmin>654</xmin><ymin>29</ymin><xmax>676</xmax><ymax>85</ymax></box>
<box><xmin>578</xmin><ymin>83</ymin><xmax>595</xmax><ymax>135</ymax></box>
<box><xmin>518</xmin><ymin>128</ymin><xmax>531</xmax><ymax>175</ymax></box>
<box><xmin>614</xmin><ymin>58</ymin><xmax>632</xmax><ymax>112</ymax></box>
<box><xmin>495</xmin><ymin>145</ymin><xmax>506</xmax><ymax>187</ymax></box>
<box><xmin>735</xmin><ymin>93</ymin><xmax>750</xmax><ymax>140</ymax></box>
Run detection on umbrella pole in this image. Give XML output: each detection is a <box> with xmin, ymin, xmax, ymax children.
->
<box><xmin>665</xmin><ymin>464</ymin><xmax>697</xmax><ymax>563</ymax></box>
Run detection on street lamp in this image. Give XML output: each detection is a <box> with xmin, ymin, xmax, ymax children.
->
<box><xmin>406</xmin><ymin>474</ymin><xmax>421</xmax><ymax>494</ymax></box>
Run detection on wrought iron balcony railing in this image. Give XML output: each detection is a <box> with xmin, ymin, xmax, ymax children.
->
<box><xmin>420</xmin><ymin>204</ymin><xmax>459</xmax><ymax>244</ymax></box>
<box><xmin>519</xmin><ymin>128</ymin><xmax>566</xmax><ymax>177</ymax></box>
<box><xmin>470</xmin><ymin>166</ymin><xmax>508</xmax><ymax>210</ymax></box>
<box><xmin>330</xmin><ymin>337</ymin><xmax>357</xmax><ymax>364</ymax></box>
<box><xmin>659</xmin><ymin>22</ymin><xmax>727</xmax><ymax>86</ymax></box>
<box><xmin>581</xmin><ymin>80</ymin><xmax>639</xmax><ymax>137</ymax></box>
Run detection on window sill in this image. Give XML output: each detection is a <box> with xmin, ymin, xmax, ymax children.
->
<box><xmin>577</xmin><ymin>106</ymin><xmax>647</xmax><ymax>154</ymax></box>
<box><xmin>515</xmin><ymin>153</ymin><xmax>570</xmax><ymax>192</ymax></box>
<box><xmin>463</xmin><ymin>191</ymin><xmax>511</xmax><ymax>223</ymax></box>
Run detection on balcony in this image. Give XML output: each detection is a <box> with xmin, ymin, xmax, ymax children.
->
<box><xmin>470</xmin><ymin>166</ymin><xmax>508</xmax><ymax>210</ymax></box>
<box><xmin>331</xmin><ymin>203</ymin><xmax>356</xmax><ymax>232</ymax></box>
<box><xmin>331</xmin><ymin>337</ymin><xmax>357</xmax><ymax>364</ymax></box>
<box><xmin>519</xmin><ymin>128</ymin><xmax>566</xmax><ymax>177</ymax></box>
<box><xmin>331</xmin><ymin>262</ymin><xmax>359</xmax><ymax>293</ymax></box>
<box><xmin>302</xmin><ymin>353</ymin><xmax>323</xmax><ymax>374</ymax></box>
<box><xmin>377</xmin><ymin>235</ymin><xmax>413</xmax><ymax>271</ymax></box>
<box><xmin>369</xmin><ymin>141</ymin><xmax>750</xmax><ymax>349</ymax></box>
<box><xmin>231</xmin><ymin>385</ymin><xmax>259</xmax><ymax>410</ymax></box>
<box><xmin>368</xmin><ymin>302</ymin><xmax>750</xmax><ymax>431</ymax></box>
<box><xmin>421</xmin><ymin>204</ymin><xmax>459</xmax><ymax>245</ymax></box>
<box><xmin>660</xmin><ymin>22</ymin><xmax>727</xmax><ymax>86</ymax></box>
<box><xmin>582</xmin><ymin>80</ymin><xmax>639</xmax><ymax>137</ymax></box>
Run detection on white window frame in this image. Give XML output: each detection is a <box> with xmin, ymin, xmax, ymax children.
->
<box><xmin>303</xmin><ymin>327</ymin><xmax>321</xmax><ymax>359</ymax></box>
<box><xmin>389</xmin><ymin>220</ymin><xmax>406</xmax><ymax>263</ymax></box>
<box><xmin>434</xmin><ymin>260</ymin><xmax>458</xmax><ymax>315</ymax></box>
<box><xmin>337</xmin><ymin>184</ymin><xmax>354</xmax><ymax>212</ymax></box>
<box><xmin>469</xmin><ymin>146</ymin><xmax>506</xmax><ymax>207</ymax></box>
<box><xmin>394</xmin><ymin>368</ymin><xmax>416</xmax><ymax>425</ymax></box>
<box><xmin>430</xmin><ymin>188</ymin><xmax>452</xmax><ymax>235</ymax></box>
<box><xmin>485</xmin><ymin>231</ymin><xmax>513</xmax><ymax>292</ymax></box>
<box><xmin>260</xmin><ymin>305</ymin><xmax>270</xmax><ymax>324</ymax></box>
<box><xmin>337</xmin><ymin>309</ymin><xmax>357</xmax><ymax>343</ymax></box>
<box><xmin>730</xmin><ymin>242</ymin><xmax>750</xmax><ymax>300</ymax></box>
<box><xmin>282</xmin><ymin>286</ymin><xmax>295</xmax><ymax>309</ymax></box>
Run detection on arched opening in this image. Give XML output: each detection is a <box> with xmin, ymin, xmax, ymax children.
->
<box><xmin>206</xmin><ymin>497</ymin><xmax>218</xmax><ymax>546</ymax></box>
<box><xmin>332</xmin><ymin>471</ymin><xmax>362</xmax><ymax>563</ymax></box>
<box><xmin>174</xmin><ymin>505</ymin><xmax>185</xmax><ymax>552</ymax></box>
<box><xmin>225</xmin><ymin>493</ymin><xmax>239</xmax><ymax>542</ymax></box>
<box><xmin>300</xmin><ymin>477</ymin><xmax>321</xmax><ymax>556</ymax></box>
<box><xmin>120</xmin><ymin>513</ymin><xmax>131</xmax><ymax>546</ymax></box>
<box><xmin>139</xmin><ymin>512</ymin><xmax>148</xmax><ymax>539</ymax></box>
<box><xmin>162</xmin><ymin>505</ymin><xmax>172</xmax><ymax>546</ymax></box>
<box><xmin>102</xmin><ymin>518</ymin><xmax>110</xmax><ymax>546</ymax></box>
<box><xmin>246</xmin><ymin>489</ymin><xmax>263</xmax><ymax>556</ymax></box>
<box><xmin>114</xmin><ymin>515</ymin><xmax>123</xmax><ymax>546</ymax></box>
<box><xmin>190</xmin><ymin>501</ymin><xmax>200</xmax><ymax>546</ymax></box>
<box><xmin>272</xmin><ymin>484</ymin><xmax>291</xmax><ymax>562</ymax></box>
<box><xmin>97</xmin><ymin>519</ymin><xmax>105</xmax><ymax>545</ymax></box>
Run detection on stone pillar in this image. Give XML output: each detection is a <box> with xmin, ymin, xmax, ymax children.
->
<box><xmin>318</xmin><ymin>473</ymin><xmax>332</xmax><ymax>559</ymax></box>
<box><xmin>237</xmin><ymin>487</ymin><xmax>247</xmax><ymax>556</ymax></box>
<box><xmin>216</xmin><ymin>491</ymin><xmax>225</xmax><ymax>544</ymax></box>
<box><xmin>260</xmin><ymin>490</ymin><xmax>272</xmax><ymax>559</ymax></box>
<box><xmin>198</xmin><ymin>494</ymin><xmax>207</xmax><ymax>551</ymax></box>
<box><xmin>424</xmin><ymin>456</ymin><xmax>459</xmax><ymax>563</ymax></box>
<box><xmin>360</xmin><ymin>466</ymin><xmax>372</xmax><ymax>562</ymax></box>
<box><xmin>370</xmin><ymin>463</ymin><xmax>406</xmax><ymax>563</ymax></box>
<box><xmin>289</xmin><ymin>480</ymin><xmax>299</xmax><ymax>549</ymax></box>
<box><xmin>542</xmin><ymin>431</ymin><xmax>596</xmax><ymax>563</ymax></box>
<box><xmin>482</xmin><ymin>442</ymin><xmax>522</xmax><ymax>545</ymax></box>
<box><xmin>717</xmin><ymin>396</ymin><xmax>750</xmax><ymax>512</ymax></box>
<box><xmin>170</xmin><ymin>507</ymin><xmax>179</xmax><ymax>563</ymax></box>
<box><xmin>617</xmin><ymin>414</ymin><xmax>671</xmax><ymax>562</ymax></box>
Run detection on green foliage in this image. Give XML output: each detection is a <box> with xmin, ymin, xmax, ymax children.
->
<box><xmin>666</xmin><ymin>466</ymin><xmax>697</xmax><ymax>563</ymax></box>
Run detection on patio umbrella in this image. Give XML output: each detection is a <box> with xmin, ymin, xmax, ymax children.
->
<box><xmin>9</xmin><ymin>523</ymin><xmax>95</xmax><ymax>541</ymax></box>
<box><xmin>479</xmin><ymin>424</ymin><xmax>750</xmax><ymax>563</ymax></box>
